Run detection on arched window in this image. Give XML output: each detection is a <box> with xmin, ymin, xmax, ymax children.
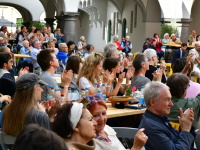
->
<box><xmin>108</xmin><ymin>20</ymin><xmax>112</xmax><ymax>42</ymax></box>
<box><xmin>122</xmin><ymin>18</ymin><xmax>126</xmax><ymax>38</ymax></box>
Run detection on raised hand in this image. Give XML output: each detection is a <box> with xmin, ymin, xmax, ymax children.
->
<box><xmin>61</xmin><ymin>70</ymin><xmax>73</xmax><ymax>86</ymax></box>
<box><xmin>19</xmin><ymin>67</ymin><xmax>29</xmax><ymax>77</ymax></box>
<box><xmin>118</xmin><ymin>72</ymin><xmax>125</xmax><ymax>83</ymax></box>
<box><xmin>152</xmin><ymin>68</ymin><xmax>162</xmax><ymax>81</ymax></box>
<box><xmin>178</xmin><ymin>108</ymin><xmax>194</xmax><ymax>132</ymax></box>
<box><xmin>126</xmin><ymin>67</ymin><xmax>135</xmax><ymax>80</ymax></box>
<box><xmin>131</xmin><ymin>128</ymin><xmax>148</xmax><ymax>150</ymax></box>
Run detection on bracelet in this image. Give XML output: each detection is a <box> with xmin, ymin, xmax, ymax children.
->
<box><xmin>106</xmin><ymin>85</ymin><xmax>112</xmax><ymax>87</ymax></box>
<box><xmin>60</xmin><ymin>85</ymin><xmax>69</xmax><ymax>89</ymax></box>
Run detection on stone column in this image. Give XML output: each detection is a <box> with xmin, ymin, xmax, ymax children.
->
<box><xmin>44</xmin><ymin>18</ymin><xmax>56</xmax><ymax>30</ymax></box>
<box><xmin>176</xmin><ymin>18</ymin><xmax>192</xmax><ymax>43</ymax></box>
<box><xmin>62</xmin><ymin>12</ymin><xmax>79</xmax><ymax>43</ymax></box>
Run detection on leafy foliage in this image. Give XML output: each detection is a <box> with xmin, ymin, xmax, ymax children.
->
<box><xmin>160</xmin><ymin>24</ymin><xmax>178</xmax><ymax>38</ymax></box>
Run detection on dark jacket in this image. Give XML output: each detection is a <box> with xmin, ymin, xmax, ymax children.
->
<box><xmin>172</xmin><ymin>48</ymin><xmax>186</xmax><ymax>64</ymax></box>
<box><xmin>139</xmin><ymin>110</ymin><xmax>194</xmax><ymax>150</ymax></box>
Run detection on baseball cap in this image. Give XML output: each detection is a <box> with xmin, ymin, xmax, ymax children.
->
<box><xmin>146</xmin><ymin>38</ymin><xmax>152</xmax><ymax>41</ymax></box>
<box><xmin>16</xmin><ymin>73</ymin><xmax>47</xmax><ymax>90</ymax></box>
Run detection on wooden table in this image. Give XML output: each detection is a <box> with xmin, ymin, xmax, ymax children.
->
<box><xmin>106</xmin><ymin>103</ymin><xmax>146</xmax><ymax>118</ymax></box>
<box><xmin>14</xmin><ymin>54</ymin><xmax>31</xmax><ymax>58</ymax></box>
<box><xmin>162</xmin><ymin>44</ymin><xmax>194</xmax><ymax>49</ymax></box>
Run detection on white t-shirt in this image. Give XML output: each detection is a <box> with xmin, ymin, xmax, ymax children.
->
<box><xmin>79</xmin><ymin>77</ymin><xmax>95</xmax><ymax>90</ymax></box>
<box><xmin>94</xmin><ymin>125</ymin><xmax>126</xmax><ymax>150</ymax></box>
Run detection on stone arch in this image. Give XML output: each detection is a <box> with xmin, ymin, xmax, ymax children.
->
<box><xmin>145</xmin><ymin>0</ymin><xmax>161</xmax><ymax>22</ymax></box>
<box><xmin>0</xmin><ymin>0</ymin><xmax>44</xmax><ymax>21</ymax></box>
<box><xmin>189</xmin><ymin>0</ymin><xmax>200</xmax><ymax>33</ymax></box>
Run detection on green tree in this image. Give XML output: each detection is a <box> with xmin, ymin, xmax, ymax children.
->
<box><xmin>160</xmin><ymin>24</ymin><xmax>178</xmax><ymax>38</ymax></box>
<box><xmin>29</xmin><ymin>21</ymin><xmax>48</xmax><ymax>30</ymax></box>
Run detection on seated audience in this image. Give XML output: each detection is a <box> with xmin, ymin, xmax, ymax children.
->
<box><xmin>144</xmin><ymin>49</ymin><xmax>167</xmax><ymax>83</ymax></box>
<box><xmin>84</xmin><ymin>44</ymin><xmax>94</xmax><ymax>58</ymax></box>
<box><xmin>12</xmin><ymin>124</ymin><xmax>68</xmax><ymax>150</ymax></box>
<box><xmin>121</xmin><ymin>36</ymin><xmax>132</xmax><ymax>56</ymax></box>
<box><xmin>57</xmin><ymin>43</ymin><xmax>68</xmax><ymax>65</ymax></box>
<box><xmin>86</xmin><ymin>95</ymin><xmax>148</xmax><ymax>150</ymax></box>
<box><xmin>161</xmin><ymin>33</ymin><xmax>170</xmax><ymax>51</ymax></box>
<box><xmin>170</xmin><ymin>34</ymin><xmax>181</xmax><ymax>44</ymax></box>
<box><xmin>139</xmin><ymin>81</ymin><xmax>195</xmax><ymax>150</ymax></box>
<box><xmin>67</xmin><ymin>41</ymin><xmax>76</xmax><ymax>57</ymax></box>
<box><xmin>37</xmin><ymin>49</ymin><xmax>73</xmax><ymax>101</ymax></box>
<box><xmin>188</xmin><ymin>30</ymin><xmax>197</xmax><ymax>45</ymax></box>
<box><xmin>172</xmin><ymin>57</ymin><xmax>200</xmax><ymax>98</ymax></box>
<box><xmin>103</xmin><ymin>57</ymin><xmax>134</xmax><ymax>96</ymax></box>
<box><xmin>77</xmin><ymin>36</ymin><xmax>87</xmax><ymax>52</ymax></box>
<box><xmin>0</xmin><ymin>37</ymin><xmax>6</xmax><ymax>47</ymax></box>
<box><xmin>47</xmin><ymin>40</ymin><xmax>58</xmax><ymax>54</ymax></box>
<box><xmin>131</xmin><ymin>53</ymin><xmax>162</xmax><ymax>90</ymax></box>
<box><xmin>66</xmin><ymin>55</ymin><xmax>82</xmax><ymax>88</ymax></box>
<box><xmin>104</xmin><ymin>43</ymin><xmax>119</xmax><ymax>58</ymax></box>
<box><xmin>31</xmin><ymin>40</ymin><xmax>41</xmax><ymax>73</ymax></box>
<box><xmin>142</xmin><ymin>38</ymin><xmax>155</xmax><ymax>52</ymax></box>
<box><xmin>152</xmin><ymin>33</ymin><xmax>164</xmax><ymax>61</ymax></box>
<box><xmin>2</xmin><ymin>73</ymin><xmax>50</xmax><ymax>136</ymax></box>
<box><xmin>54</xmin><ymin>28</ymin><xmax>64</xmax><ymax>45</ymax></box>
<box><xmin>19</xmin><ymin>40</ymin><xmax>33</xmax><ymax>71</ymax></box>
<box><xmin>77</xmin><ymin>52</ymin><xmax>105</xmax><ymax>95</ymax></box>
<box><xmin>0</xmin><ymin>53</ymin><xmax>16</xmax><ymax>97</ymax></box>
<box><xmin>172</xmin><ymin>43</ymin><xmax>187</xmax><ymax>64</ymax></box>
<box><xmin>166</xmin><ymin>73</ymin><xmax>200</xmax><ymax>129</ymax></box>
<box><xmin>113</xmin><ymin>36</ymin><xmax>122</xmax><ymax>50</ymax></box>
<box><xmin>27</xmin><ymin>26</ymin><xmax>36</xmax><ymax>40</ymax></box>
<box><xmin>52</xmin><ymin>103</ymin><xmax>97</xmax><ymax>150</ymax></box>
<box><xmin>189</xmin><ymin>42</ymin><xmax>200</xmax><ymax>78</ymax></box>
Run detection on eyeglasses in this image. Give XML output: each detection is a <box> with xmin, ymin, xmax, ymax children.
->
<box><xmin>9</xmin><ymin>60</ymin><xmax>14</xmax><ymax>63</ymax></box>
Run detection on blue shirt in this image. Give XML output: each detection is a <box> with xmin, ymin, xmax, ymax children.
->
<box><xmin>20</xmin><ymin>46</ymin><xmax>31</xmax><ymax>63</ymax></box>
<box><xmin>56</xmin><ymin>50</ymin><xmax>68</xmax><ymax>65</ymax></box>
<box><xmin>54</xmin><ymin>34</ymin><xmax>64</xmax><ymax>44</ymax></box>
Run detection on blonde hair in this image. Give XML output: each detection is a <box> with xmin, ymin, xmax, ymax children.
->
<box><xmin>2</xmin><ymin>86</ymin><xmax>37</xmax><ymax>136</ymax></box>
<box><xmin>77</xmin><ymin>52</ymin><xmax>104</xmax><ymax>86</ymax></box>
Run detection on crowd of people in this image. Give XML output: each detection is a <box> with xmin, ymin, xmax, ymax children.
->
<box><xmin>0</xmin><ymin>25</ymin><xmax>199</xmax><ymax>150</ymax></box>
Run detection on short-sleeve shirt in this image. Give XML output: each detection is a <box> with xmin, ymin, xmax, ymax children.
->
<box><xmin>40</xmin><ymin>71</ymin><xmax>59</xmax><ymax>101</ymax></box>
<box><xmin>79</xmin><ymin>77</ymin><xmax>95</xmax><ymax>90</ymax></box>
<box><xmin>131</xmin><ymin>76</ymin><xmax>150</xmax><ymax>90</ymax></box>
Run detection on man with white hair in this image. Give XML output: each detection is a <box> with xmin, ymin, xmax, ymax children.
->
<box><xmin>144</xmin><ymin>49</ymin><xmax>166</xmax><ymax>83</ymax></box>
<box><xmin>189</xmin><ymin>42</ymin><xmax>200</xmax><ymax>77</ymax></box>
<box><xmin>104</xmin><ymin>42</ymin><xmax>119</xmax><ymax>58</ymax></box>
<box><xmin>77</xmin><ymin>35</ymin><xmax>86</xmax><ymax>52</ymax></box>
<box><xmin>19</xmin><ymin>40</ymin><xmax>33</xmax><ymax>71</ymax></box>
<box><xmin>57</xmin><ymin>43</ymin><xmax>68</xmax><ymax>65</ymax></box>
<box><xmin>139</xmin><ymin>81</ymin><xmax>195</xmax><ymax>150</ymax></box>
<box><xmin>121</xmin><ymin>36</ymin><xmax>132</xmax><ymax>55</ymax></box>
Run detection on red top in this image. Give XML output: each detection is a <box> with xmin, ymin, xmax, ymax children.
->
<box><xmin>152</xmin><ymin>38</ymin><xmax>163</xmax><ymax>52</ymax></box>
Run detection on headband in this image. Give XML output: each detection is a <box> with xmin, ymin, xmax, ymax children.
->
<box><xmin>70</xmin><ymin>103</ymin><xmax>83</xmax><ymax>130</ymax></box>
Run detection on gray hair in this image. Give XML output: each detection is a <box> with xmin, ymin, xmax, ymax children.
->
<box><xmin>23</xmin><ymin>40</ymin><xmax>29</xmax><ymax>46</ymax></box>
<box><xmin>144</xmin><ymin>81</ymin><xmax>169</xmax><ymax>108</ymax></box>
<box><xmin>104</xmin><ymin>42</ymin><xmax>118</xmax><ymax>58</ymax></box>
<box><xmin>113</xmin><ymin>36</ymin><xmax>118</xmax><ymax>40</ymax></box>
<box><xmin>0</xmin><ymin>46</ymin><xmax>10</xmax><ymax>53</ymax></box>
<box><xmin>32</xmin><ymin>40</ymin><xmax>39</xmax><ymax>47</ymax></box>
<box><xmin>163</xmin><ymin>33</ymin><xmax>169</xmax><ymax>38</ymax></box>
<box><xmin>58</xmin><ymin>43</ymin><xmax>66</xmax><ymax>49</ymax></box>
<box><xmin>144</xmin><ymin>49</ymin><xmax>157</xmax><ymax>61</ymax></box>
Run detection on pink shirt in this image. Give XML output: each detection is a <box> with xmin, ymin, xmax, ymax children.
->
<box><xmin>185</xmin><ymin>80</ymin><xmax>200</xmax><ymax>98</ymax></box>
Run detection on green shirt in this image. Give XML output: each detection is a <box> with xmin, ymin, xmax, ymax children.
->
<box><xmin>167</xmin><ymin>94</ymin><xmax>200</xmax><ymax>129</ymax></box>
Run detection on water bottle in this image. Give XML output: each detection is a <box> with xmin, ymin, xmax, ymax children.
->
<box><xmin>138</xmin><ymin>86</ymin><xmax>145</xmax><ymax>107</ymax></box>
<box><xmin>66</xmin><ymin>87</ymin><xmax>72</xmax><ymax>104</ymax></box>
<box><xmin>85</xmin><ymin>87</ymin><xmax>89</xmax><ymax>96</ymax></box>
<box><xmin>101</xmin><ymin>83</ymin><xmax>106</xmax><ymax>101</ymax></box>
<box><xmin>61</xmin><ymin>94</ymin><xmax>65</xmax><ymax>103</ymax></box>
<box><xmin>71</xmin><ymin>88</ymin><xmax>80</xmax><ymax>102</ymax></box>
<box><xmin>97</xmin><ymin>90</ymin><xmax>103</xmax><ymax>100</ymax></box>
<box><xmin>95</xmin><ymin>83</ymin><xmax>98</xmax><ymax>94</ymax></box>
<box><xmin>80</xmin><ymin>88</ymin><xmax>85</xmax><ymax>100</ymax></box>
<box><xmin>49</xmin><ymin>87</ymin><xmax>55</xmax><ymax>106</ymax></box>
<box><xmin>54</xmin><ymin>88</ymin><xmax>61</xmax><ymax>101</ymax></box>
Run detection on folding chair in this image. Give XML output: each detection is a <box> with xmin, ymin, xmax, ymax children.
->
<box><xmin>0</xmin><ymin>129</ymin><xmax>16</xmax><ymax>150</ymax></box>
<box><xmin>113</xmin><ymin>127</ymin><xmax>146</xmax><ymax>150</ymax></box>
